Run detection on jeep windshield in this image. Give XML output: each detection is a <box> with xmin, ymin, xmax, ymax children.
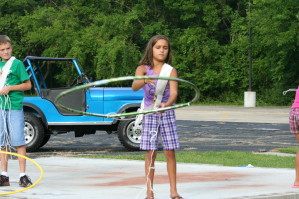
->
<box><xmin>24</xmin><ymin>56</ymin><xmax>89</xmax><ymax>91</ymax></box>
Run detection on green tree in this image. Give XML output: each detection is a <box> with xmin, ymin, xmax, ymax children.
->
<box><xmin>250</xmin><ymin>0</ymin><xmax>299</xmax><ymax>105</ymax></box>
<box><xmin>0</xmin><ymin>0</ymin><xmax>297</xmax><ymax>105</ymax></box>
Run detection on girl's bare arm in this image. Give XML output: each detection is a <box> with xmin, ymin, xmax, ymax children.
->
<box><xmin>132</xmin><ymin>65</ymin><xmax>147</xmax><ymax>91</ymax></box>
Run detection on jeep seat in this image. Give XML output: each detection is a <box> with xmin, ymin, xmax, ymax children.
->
<box><xmin>40</xmin><ymin>88</ymin><xmax>86</xmax><ymax>116</ymax></box>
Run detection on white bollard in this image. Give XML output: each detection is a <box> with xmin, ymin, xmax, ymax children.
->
<box><xmin>244</xmin><ymin>91</ymin><xmax>256</xmax><ymax>107</ymax></box>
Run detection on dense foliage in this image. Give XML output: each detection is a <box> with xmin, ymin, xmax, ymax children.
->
<box><xmin>0</xmin><ymin>0</ymin><xmax>298</xmax><ymax>105</ymax></box>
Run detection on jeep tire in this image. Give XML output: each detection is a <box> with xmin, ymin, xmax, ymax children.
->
<box><xmin>39</xmin><ymin>134</ymin><xmax>51</xmax><ymax>148</ymax></box>
<box><xmin>117</xmin><ymin>119</ymin><xmax>141</xmax><ymax>150</ymax></box>
<box><xmin>24</xmin><ymin>112</ymin><xmax>45</xmax><ymax>152</ymax></box>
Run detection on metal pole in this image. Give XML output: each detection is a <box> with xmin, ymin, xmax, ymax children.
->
<box><xmin>248</xmin><ymin>0</ymin><xmax>252</xmax><ymax>91</ymax></box>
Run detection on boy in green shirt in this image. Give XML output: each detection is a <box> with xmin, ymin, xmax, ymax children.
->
<box><xmin>0</xmin><ymin>35</ymin><xmax>32</xmax><ymax>187</ymax></box>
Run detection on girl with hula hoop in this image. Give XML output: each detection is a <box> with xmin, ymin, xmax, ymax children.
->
<box><xmin>132</xmin><ymin>35</ymin><xmax>184</xmax><ymax>199</ymax></box>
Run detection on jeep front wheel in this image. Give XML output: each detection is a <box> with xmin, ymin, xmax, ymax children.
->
<box><xmin>117</xmin><ymin>119</ymin><xmax>141</xmax><ymax>150</ymax></box>
<box><xmin>24</xmin><ymin>112</ymin><xmax>45</xmax><ymax>152</ymax></box>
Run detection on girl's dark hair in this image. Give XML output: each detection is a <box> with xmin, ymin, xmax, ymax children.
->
<box><xmin>139</xmin><ymin>35</ymin><xmax>172</xmax><ymax>68</ymax></box>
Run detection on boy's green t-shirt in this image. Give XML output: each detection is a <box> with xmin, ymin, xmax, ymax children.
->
<box><xmin>0</xmin><ymin>58</ymin><xmax>30</xmax><ymax>110</ymax></box>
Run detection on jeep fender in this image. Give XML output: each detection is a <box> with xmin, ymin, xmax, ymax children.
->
<box><xmin>113</xmin><ymin>103</ymin><xmax>141</xmax><ymax>124</ymax></box>
<box><xmin>23</xmin><ymin>102</ymin><xmax>48</xmax><ymax>129</ymax></box>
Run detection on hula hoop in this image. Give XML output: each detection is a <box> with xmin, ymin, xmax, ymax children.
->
<box><xmin>0</xmin><ymin>151</ymin><xmax>44</xmax><ymax>195</ymax></box>
<box><xmin>283</xmin><ymin>88</ymin><xmax>297</xmax><ymax>95</ymax></box>
<box><xmin>54</xmin><ymin>76</ymin><xmax>200</xmax><ymax>118</ymax></box>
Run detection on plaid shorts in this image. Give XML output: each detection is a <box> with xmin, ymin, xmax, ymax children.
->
<box><xmin>140</xmin><ymin>110</ymin><xmax>179</xmax><ymax>151</ymax></box>
<box><xmin>290</xmin><ymin>108</ymin><xmax>299</xmax><ymax>134</ymax></box>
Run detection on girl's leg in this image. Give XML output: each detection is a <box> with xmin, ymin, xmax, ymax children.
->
<box><xmin>164</xmin><ymin>150</ymin><xmax>181</xmax><ymax>198</ymax></box>
<box><xmin>294</xmin><ymin>134</ymin><xmax>299</xmax><ymax>185</ymax></box>
<box><xmin>145</xmin><ymin>150</ymin><xmax>157</xmax><ymax>198</ymax></box>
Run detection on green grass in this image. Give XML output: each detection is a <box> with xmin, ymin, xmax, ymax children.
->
<box><xmin>276</xmin><ymin>147</ymin><xmax>298</xmax><ymax>154</ymax></box>
<box><xmin>80</xmin><ymin>151</ymin><xmax>295</xmax><ymax>169</ymax></box>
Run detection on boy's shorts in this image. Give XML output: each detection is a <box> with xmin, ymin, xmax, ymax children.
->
<box><xmin>290</xmin><ymin>108</ymin><xmax>299</xmax><ymax>134</ymax></box>
<box><xmin>140</xmin><ymin>110</ymin><xmax>179</xmax><ymax>151</ymax></box>
<box><xmin>0</xmin><ymin>109</ymin><xmax>26</xmax><ymax>147</ymax></box>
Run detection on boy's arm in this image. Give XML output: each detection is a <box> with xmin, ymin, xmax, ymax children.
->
<box><xmin>0</xmin><ymin>80</ymin><xmax>31</xmax><ymax>95</ymax></box>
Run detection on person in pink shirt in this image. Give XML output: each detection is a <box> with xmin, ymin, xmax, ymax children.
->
<box><xmin>290</xmin><ymin>86</ymin><xmax>299</xmax><ymax>188</ymax></box>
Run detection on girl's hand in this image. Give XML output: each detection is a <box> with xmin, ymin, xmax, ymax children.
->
<box><xmin>144</xmin><ymin>79</ymin><xmax>156</xmax><ymax>87</ymax></box>
<box><xmin>156</xmin><ymin>103</ymin><xmax>166</xmax><ymax>114</ymax></box>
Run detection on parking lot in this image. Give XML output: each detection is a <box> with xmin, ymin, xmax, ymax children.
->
<box><xmin>28</xmin><ymin>106</ymin><xmax>296</xmax><ymax>158</ymax></box>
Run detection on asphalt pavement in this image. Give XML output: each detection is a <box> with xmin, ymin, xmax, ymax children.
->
<box><xmin>1</xmin><ymin>105</ymin><xmax>299</xmax><ymax>199</ymax></box>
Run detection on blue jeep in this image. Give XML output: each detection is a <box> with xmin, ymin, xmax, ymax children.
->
<box><xmin>22</xmin><ymin>56</ymin><xmax>143</xmax><ymax>152</ymax></box>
